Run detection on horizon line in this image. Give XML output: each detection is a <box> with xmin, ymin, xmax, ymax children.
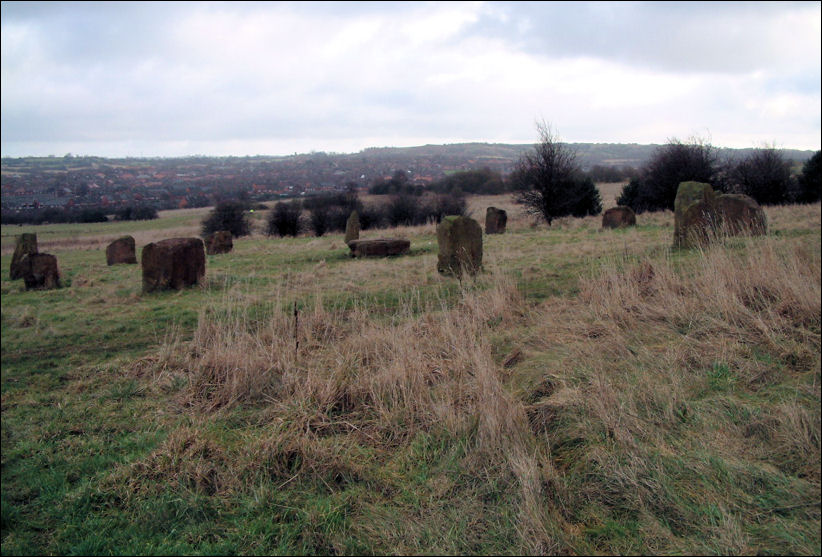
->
<box><xmin>2</xmin><ymin>140</ymin><xmax>819</xmax><ymax>161</ymax></box>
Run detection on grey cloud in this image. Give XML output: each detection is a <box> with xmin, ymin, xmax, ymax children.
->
<box><xmin>463</xmin><ymin>1</ymin><xmax>820</xmax><ymax>75</ymax></box>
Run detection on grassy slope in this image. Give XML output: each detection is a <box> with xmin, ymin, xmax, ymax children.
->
<box><xmin>1</xmin><ymin>194</ymin><xmax>819</xmax><ymax>555</ymax></box>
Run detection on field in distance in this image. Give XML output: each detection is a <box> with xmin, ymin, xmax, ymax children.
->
<box><xmin>1</xmin><ymin>192</ymin><xmax>819</xmax><ymax>555</ymax></box>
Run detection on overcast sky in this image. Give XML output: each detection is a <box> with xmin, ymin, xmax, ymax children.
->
<box><xmin>2</xmin><ymin>1</ymin><xmax>820</xmax><ymax>158</ymax></box>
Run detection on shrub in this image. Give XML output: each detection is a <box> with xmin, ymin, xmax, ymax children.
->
<box><xmin>115</xmin><ymin>205</ymin><xmax>158</xmax><ymax>221</ymax></box>
<box><xmin>619</xmin><ymin>137</ymin><xmax>719</xmax><ymax>213</ymax></box>
<box><xmin>796</xmin><ymin>150</ymin><xmax>821</xmax><ymax>204</ymax></box>
<box><xmin>512</xmin><ymin>122</ymin><xmax>602</xmax><ymax>225</ymax></box>
<box><xmin>424</xmin><ymin>193</ymin><xmax>468</xmax><ymax>223</ymax></box>
<box><xmin>201</xmin><ymin>200</ymin><xmax>250</xmax><ymax>238</ymax></box>
<box><xmin>302</xmin><ymin>188</ymin><xmax>366</xmax><ymax>236</ymax></box>
<box><xmin>309</xmin><ymin>206</ymin><xmax>330</xmax><ymax>237</ymax></box>
<box><xmin>358</xmin><ymin>204</ymin><xmax>386</xmax><ymax>230</ymax></box>
<box><xmin>429</xmin><ymin>168</ymin><xmax>508</xmax><ymax>195</ymax></box>
<box><xmin>729</xmin><ymin>146</ymin><xmax>794</xmax><ymax>205</ymax></box>
<box><xmin>267</xmin><ymin>201</ymin><xmax>302</xmax><ymax>237</ymax></box>
<box><xmin>386</xmin><ymin>193</ymin><xmax>419</xmax><ymax>227</ymax></box>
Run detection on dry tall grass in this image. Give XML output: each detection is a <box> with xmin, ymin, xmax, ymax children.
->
<box><xmin>126</xmin><ymin>201</ymin><xmax>820</xmax><ymax>553</ymax></box>
<box><xmin>4</xmin><ymin>186</ymin><xmax>818</xmax><ymax>555</ymax></box>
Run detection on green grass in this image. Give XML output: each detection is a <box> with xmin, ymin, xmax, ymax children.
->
<box><xmin>2</xmin><ymin>200</ymin><xmax>820</xmax><ymax>555</ymax></box>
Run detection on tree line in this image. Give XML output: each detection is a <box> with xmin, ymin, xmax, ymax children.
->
<box><xmin>201</xmin><ymin>189</ymin><xmax>470</xmax><ymax>239</ymax></box>
<box><xmin>202</xmin><ymin>123</ymin><xmax>820</xmax><ymax>239</ymax></box>
<box><xmin>1</xmin><ymin>205</ymin><xmax>159</xmax><ymax>225</ymax></box>
<box><xmin>617</xmin><ymin>139</ymin><xmax>821</xmax><ymax>213</ymax></box>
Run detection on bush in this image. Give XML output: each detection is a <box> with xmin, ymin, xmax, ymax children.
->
<box><xmin>383</xmin><ymin>192</ymin><xmax>467</xmax><ymax>227</ymax></box>
<box><xmin>796</xmin><ymin>150</ymin><xmax>821</xmax><ymax>204</ymax></box>
<box><xmin>309</xmin><ymin>206</ymin><xmax>330</xmax><ymax>237</ymax></box>
<box><xmin>619</xmin><ymin>137</ymin><xmax>719</xmax><ymax>213</ymax></box>
<box><xmin>424</xmin><ymin>193</ymin><xmax>468</xmax><ymax>223</ymax></box>
<box><xmin>429</xmin><ymin>168</ymin><xmax>508</xmax><ymax>195</ymax></box>
<box><xmin>386</xmin><ymin>193</ymin><xmax>419</xmax><ymax>227</ymax></box>
<box><xmin>77</xmin><ymin>208</ymin><xmax>109</xmax><ymax>223</ymax></box>
<box><xmin>267</xmin><ymin>201</ymin><xmax>302</xmax><ymax>237</ymax></box>
<box><xmin>512</xmin><ymin>122</ymin><xmax>602</xmax><ymax>225</ymax></box>
<box><xmin>201</xmin><ymin>200</ymin><xmax>251</xmax><ymax>238</ymax></box>
<box><xmin>302</xmin><ymin>188</ymin><xmax>366</xmax><ymax>236</ymax></box>
<box><xmin>358</xmin><ymin>204</ymin><xmax>386</xmax><ymax>230</ymax></box>
<box><xmin>115</xmin><ymin>205</ymin><xmax>158</xmax><ymax>221</ymax></box>
<box><xmin>729</xmin><ymin>146</ymin><xmax>794</xmax><ymax>205</ymax></box>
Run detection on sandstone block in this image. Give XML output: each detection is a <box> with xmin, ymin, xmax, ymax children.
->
<box><xmin>141</xmin><ymin>237</ymin><xmax>205</xmax><ymax>293</ymax></box>
<box><xmin>344</xmin><ymin>211</ymin><xmax>360</xmax><ymax>245</ymax></box>
<box><xmin>347</xmin><ymin>238</ymin><xmax>410</xmax><ymax>257</ymax></box>
<box><xmin>205</xmin><ymin>230</ymin><xmax>233</xmax><ymax>255</ymax></box>
<box><xmin>10</xmin><ymin>233</ymin><xmax>38</xmax><ymax>280</ymax></box>
<box><xmin>21</xmin><ymin>253</ymin><xmax>60</xmax><ymax>290</ymax></box>
<box><xmin>485</xmin><ymin>207</ymin><xmax>507</xmax><ymax>234</ymax></box>
<box><xmin>716</xmin><ymin>194</ymin><xmax>767</xmax><ymax>236</ymax></box>
<box><xmin>674</xmin><ymin>181</ymin><xmax>718</xmax><ymax>248</ymax></box>
<box><xmin>106</xmin><ymin>236</ymin><xmax>137</xmax><ymax>265</ymax></box>
<box><xmin>437</xmin><ymin>216</ymin><xmax>482</xmax><ymax>277</ymax></box>
<box><xmin>602</xmin><ymin>206</ymin><xmax>636</xmax><ymax>229</ymax></box>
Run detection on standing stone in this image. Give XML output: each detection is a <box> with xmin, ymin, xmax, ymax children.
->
<box><xmin>106</xmin><ymin>236</ymin><xmax>137</xmax><ymax>265</ymax></box>
<box><xmin>344</xmin><ymin>210</ymin><xmax>360</xmax><ymax>245</ymax></box>
<box><xmin>141</xmin><ymin>237</ymin><xmax>205</xmax><ymax>293</ymax></box>
<box><xmin>485</xmin><ymin>207</ymin><xmax>507</xmax><ymax>234</ymax></box>
<box><xmin>10</xmin><ymin>233</ymin><xmax>38</xmax><ymax>280</ymax></box>
<box><xmin>674</xmin><ymin>181</ymin><xmax>718</xmax><ymax>248</ymax></box>
<box><xmin>20</xmin><ymin>253</ymin><xmax>60</xmax><ymax>290</ymax></box>
<box><xmin>205</xmin><ymin>230</ymin><xmax>233</xmax><ymax>255</ymax></box>
<box><xmin>716</xmin><ymin>194</ymin><xmax>767</xmax><ymax>236</ymax></box>
<box><xmin>437</xmin><ymin>216</ymin><xmax>483</xmax><ymax>277</ymax></box>
<box><xmin>602</xmin><ymin>206</ymin><xmax>636</xmax><ymax>229</ymax></box>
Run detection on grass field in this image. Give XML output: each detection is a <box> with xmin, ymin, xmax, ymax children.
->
<box><xmin>2</xmin><ymin>191</ymin><xmax>820</xmax><ymax>555</ymax></box>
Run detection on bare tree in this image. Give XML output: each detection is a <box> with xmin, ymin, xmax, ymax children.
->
<box><xmin>512</xmin><ymin>122</ymin><xmax>601</xmax><ymax>225</ymax></box>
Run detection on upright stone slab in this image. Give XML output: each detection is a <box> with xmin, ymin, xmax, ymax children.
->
<box><xmin>674</xmin><ymin>181</ymin><xmax>718</xmax><ymax>248</ymax></box>
<box><xmin>344</xmin><ymin>210</ymin><xmax>360</xmax><ymax>245</ymax></box>
<box><xmin>106</xmin><ymin>235</ymin><xmax>137</xmax><ymax>265</ymax></box>
<box><xmin>205</xmin><ymin>230</ymin><xmax>233</xmax><ymax>255</ymax></box>
<box><xmin>141</xmin><ymin>237</ymin><xmax>205</xmax><ymax>293</ymax></box>
<box><xmin>602</xmin><ymin>206</ymin><xmax>636</xmax><ymax>229</ymax></box>
<box><xmin>716</xmin><ymin>194</ymin><xmax>767</xmax><ymax>236</ymax></box>
<box><xmin>20</xmin><ymin>253</ymin><xmax>60</xmax><ymax>290</ymax></box>
<box><xmin>437</xmin><ymin>216</ymin><xmax>482</xmax><ymax>277</ymax></box>
<box><xmin>485</xmin><ymin>207</ymin><xmax>507</xmax><ymax>234</ymax></box>
<box><xmin>10</xmin><ymin>233</ymin><xmax>38</xmax><ymax>280</ymax></box>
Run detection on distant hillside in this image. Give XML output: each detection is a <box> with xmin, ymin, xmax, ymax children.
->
<box><xmin>359</xmin><ymin>142</ymin><xmax>817</xmax><ymax>170</ymax></box>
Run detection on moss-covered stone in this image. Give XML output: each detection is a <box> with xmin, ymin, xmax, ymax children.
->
<box><xmin>437</xmin><ymin>216</ymin><xmax>482</xmax><ymax>276</ymax></box>
<box><xmin>674</xmin><ymin>181</ymin><xmax>718</xmax><ymax>248</ymax></box>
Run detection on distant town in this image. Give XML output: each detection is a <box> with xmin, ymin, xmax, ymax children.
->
<box><xmin>1</xmin><ymin>142</ymin><xmax>815</xmax><ymax>218</ymax></box>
